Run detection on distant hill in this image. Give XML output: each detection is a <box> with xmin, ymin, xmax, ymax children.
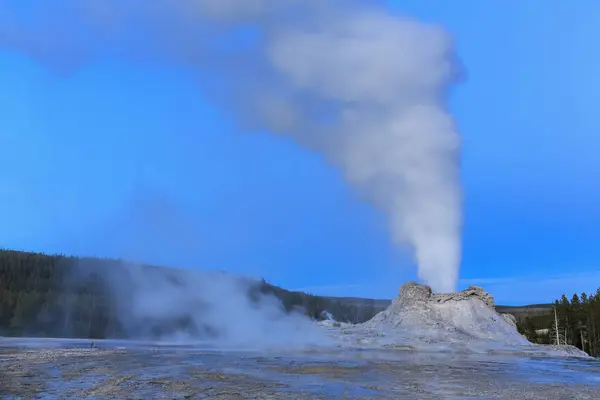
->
<box><xmin>323</xmin><ymin>296</ymin><xmax>391</xmax><ymax>308</ymax></box>
<box><xmin>495</xmin><ymin>304</ymin><xmax>553</xmax><ymax>315</ymax></box>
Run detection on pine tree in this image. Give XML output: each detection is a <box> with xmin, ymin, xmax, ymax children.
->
<box><xmin>570</xmin><ymin>293</ymin><xmax>582</xmax><ymax>348</ymax></box>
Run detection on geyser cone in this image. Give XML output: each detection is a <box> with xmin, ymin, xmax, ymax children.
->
<box><xmin>362</xmin><ymin>282</ymin><xmax>529</xmax><ymax>345</ymax></box>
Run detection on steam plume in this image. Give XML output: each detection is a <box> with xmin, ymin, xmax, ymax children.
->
<box><xmin>0</xmin><ymin>0</ymin><xmax>463</xmax><ymax>292</ymax></box>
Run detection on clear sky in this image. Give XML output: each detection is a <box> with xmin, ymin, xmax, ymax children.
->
<box><xmin>1</xmin><ymin>1</ymin><xmax>599</xmax><ymax>305</ymax></box>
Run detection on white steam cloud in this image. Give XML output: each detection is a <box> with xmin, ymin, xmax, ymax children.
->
<box><xmin>101</xmin><ymin>263</ymin><xmax>329</xmax><ymax>349</ymax></box>
<box><xmin>0</xmin><ymin>0</ymin><xmax>463</xmax><ymax>292</ymax></box>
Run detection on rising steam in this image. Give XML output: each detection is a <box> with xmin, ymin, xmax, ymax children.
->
<box><xmin>0</xmin><ymin>0</ymin><xmax>463</xmax><ymax>292</ymax></box>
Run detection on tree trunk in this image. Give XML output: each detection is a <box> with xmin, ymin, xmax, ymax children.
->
<box><xmin>554</xmin><ymin>307</ymin><xmax>561</xmax><ymax>345</ymax></box>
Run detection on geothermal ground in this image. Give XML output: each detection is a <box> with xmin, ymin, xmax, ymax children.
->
<box><xmin>2</xmin><ymin>339</ymin><xmax>600</xmax><ymax>399</ymax></box>
<box><xmin>2</xmin><ymin>284</ymin><xmax>600</xmax><ymax>399</ymax></box>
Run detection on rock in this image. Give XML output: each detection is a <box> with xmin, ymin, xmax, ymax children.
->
<box><xmin>501</xmin><ymin>313</ymin><xmax>517</xmax><ymax>328</ymax></box>
<box><xmin>432</xmin><ymin>285</ymin><xmax>495</xmax><ymax>309</ymax></box>
<box><xmin>398</xmin><ymin>281</ymin><xmax>433</xmax><ymax>302</ymax></box>
<box><xmin>397</xmin><ymin>282</ymin><xmax>495</xmax><ymax>309</ymax></box>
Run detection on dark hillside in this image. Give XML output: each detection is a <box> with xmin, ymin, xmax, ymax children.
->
<box><xmin>0</xmin><ymin>249</ymin><xmax>377</xmax><ymax>339</ymax></box>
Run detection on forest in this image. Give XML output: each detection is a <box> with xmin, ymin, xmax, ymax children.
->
<box><xmin>518</xmin><ymin>290</ymin><xmax>600</xmax><ymax>357</ymax></box>
<box><xmin>0</xmin><ymin>249</ymin><xmax>378</xmax><ymax>339</ymax></box>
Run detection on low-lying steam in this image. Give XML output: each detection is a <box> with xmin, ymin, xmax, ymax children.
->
<box><xmin>0</xmin><ymin>1</ymin><xmax>463</xmax><ymax>291</ymax></box>
<box><xmin>101</xmin><ymin>263</ymin><xmax>329</xmax><ymax>349</ymax></box>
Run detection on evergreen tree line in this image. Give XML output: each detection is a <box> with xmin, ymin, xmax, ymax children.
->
<box><xmin>0</xmin><ymin>250</ymin><xmax>379</xmax><ymax>339</ymax></box>
<box><xmin>518</xmin><ymin>290</ymin><xmax>600</xmax><ymax>357</ymax></box>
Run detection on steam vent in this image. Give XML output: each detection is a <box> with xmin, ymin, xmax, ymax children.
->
<box><xmin>361</xmin><ymin>282</ymin><xmax>527</xmax><ymax>345</ymax></box>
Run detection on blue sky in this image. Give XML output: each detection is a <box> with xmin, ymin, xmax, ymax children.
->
<box><xmin>1</xmin><ymin>1</ymin><xmax>599</xmax><ymax>305</ymax></box>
